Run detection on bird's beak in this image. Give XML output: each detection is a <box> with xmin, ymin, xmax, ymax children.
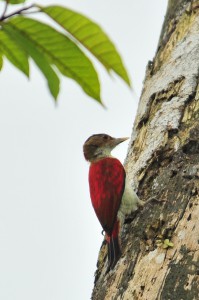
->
<box><xmin>113</xmin><ymin>137</ymin><xmax>129</xmax><ymax>147</ymax></box>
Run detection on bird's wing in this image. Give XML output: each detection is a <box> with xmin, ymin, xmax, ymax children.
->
<box><xmin>89</xmin><ymin>158</ymin><xmax>125</xmax><ymax>235</ymax></box>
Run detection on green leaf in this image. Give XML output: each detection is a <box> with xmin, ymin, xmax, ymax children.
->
<box><xmin>163</xmin><ymin>239</ymin><xmax>174</xmax><ymax>249</ymax></box>
<box><xmin>0</xmin><ymin>29</ymin><xmax>29</xmax><ymax>76</ymax></box>
<box><xmin>0</xmin><ymin>0</ymin><xmax>26</xmax><ymax>4</ymax></box>
<box><xmin>2</xmin><ymin>25</ymin><xmax>60</xmax><ymax>100</ymax></box>
<box><xmin>41</xmin><ymin>5</ymin><xmax>131</xmax><ymax>86</ymax></box>
<box><xmin>5</xmin><ymin>16</ymin><xmax>101</xmax><ymax>102</ymax></box>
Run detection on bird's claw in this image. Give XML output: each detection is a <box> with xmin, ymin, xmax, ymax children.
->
<box><xmin>143</xmin><ymin>197</ymin><xmax>165</xmax><ymax>206</ymax></box>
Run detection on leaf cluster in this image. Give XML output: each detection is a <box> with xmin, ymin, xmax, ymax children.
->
<box><xmin>0</xmin><ymin>0</ymin><xmax>131</xmax><ymax>103</ymax></box>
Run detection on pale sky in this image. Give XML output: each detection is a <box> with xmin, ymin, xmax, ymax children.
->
<box><xmin>0</xmin><ymin>1</ymin><xmax>167</xmax><ymax>299</ymax></box>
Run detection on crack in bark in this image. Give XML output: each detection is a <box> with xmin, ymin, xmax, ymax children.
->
<box><xmin>136</xmin><ymin>77</ymin><xmax>185</xmax><ymax>130</ymax></box>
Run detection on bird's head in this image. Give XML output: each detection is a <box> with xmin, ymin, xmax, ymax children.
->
<box><xmin>83</xmin><ymin>134</ymin><xmax>129</xmax><ymax>162</ymax></box>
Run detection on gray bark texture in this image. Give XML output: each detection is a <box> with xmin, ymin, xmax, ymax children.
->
<box><xmin>91</xmin><ymin>0</ymin><xmax>199</xmax><ymax>299</ymax></box>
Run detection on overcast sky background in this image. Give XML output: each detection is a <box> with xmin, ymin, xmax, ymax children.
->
<box><xmin>0</xmin><ymin>1</ymin><xmax>167</xmax><ymax>299</ymax></box>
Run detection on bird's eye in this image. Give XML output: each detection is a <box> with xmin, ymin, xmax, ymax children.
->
<box><xmin>103</xmin><ymin>135</ymin><xmax>109</xmax><ymax>140</ymax></box>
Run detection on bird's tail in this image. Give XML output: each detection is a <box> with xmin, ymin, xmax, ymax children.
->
<box><xmin>106</xmin><ymin>220</ymin><xmax>121</xmax><ymax>272</ymax></box>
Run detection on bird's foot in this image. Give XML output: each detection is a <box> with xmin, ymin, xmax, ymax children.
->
<box><xmin>146</xmin><ymin>197</ymin><xmax>164</xmax><ymax>204</ymax></box>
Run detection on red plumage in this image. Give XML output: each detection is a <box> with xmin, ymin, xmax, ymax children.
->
<box><xmin>89</xmin><ymin>157</ymin><xmax>125</xmax><ymax>236</ymax></box>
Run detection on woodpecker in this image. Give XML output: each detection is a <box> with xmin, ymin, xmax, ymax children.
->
<box><xmin>83</xmin><ymin>133</ymin><xmax>142</xmax><ymax>272</ymax></box>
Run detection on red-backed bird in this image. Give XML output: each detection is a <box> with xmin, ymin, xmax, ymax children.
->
<box><xmin>83</xmin><ymin>134</ymin><xmax>142</xmax><ymax>272</ymax></box>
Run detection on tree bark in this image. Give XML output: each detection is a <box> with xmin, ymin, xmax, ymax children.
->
<box><xmin>91</xmin><ymin>1</ymin><xmax>199</xmax><ymax>299</ymax></box>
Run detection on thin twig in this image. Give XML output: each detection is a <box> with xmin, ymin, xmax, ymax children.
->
<box><xmin>1</xmin><ymin>0</ymin><xmax>9</xmax><ymax>20</ymax></box>
<box><xmin>0</xmin><ymin>4</ymin><xmax>36</xmax><ymax>21</ymax></box>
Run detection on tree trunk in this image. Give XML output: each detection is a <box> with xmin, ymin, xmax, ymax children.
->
<box><xmin>91</xmin><ymin>0</ymin><xmax>199</xmax><ymax>299</ymax></box>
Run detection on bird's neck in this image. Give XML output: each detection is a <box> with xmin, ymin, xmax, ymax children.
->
<box><xmin>90</xmin><ymin>148</ymin><xmax>112</xmax><ymax>162</ymax></box>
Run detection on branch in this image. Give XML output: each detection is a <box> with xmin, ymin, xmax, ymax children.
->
<box><xmin>1</xmin><ymin>0</ymin><xmax>9</xmax><ymax>20</ymax></box>
<box><xmin>0</xmin><ymin>4</ymin><xmax>37</xmax><ymax>21</ymax></box>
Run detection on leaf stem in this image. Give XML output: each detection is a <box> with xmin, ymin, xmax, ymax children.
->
<box><xmin>0</xmin><ymin>4</ymin><xmax>36</xmax><ymax>21</ymax></box>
